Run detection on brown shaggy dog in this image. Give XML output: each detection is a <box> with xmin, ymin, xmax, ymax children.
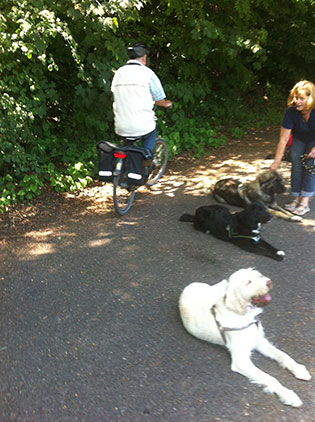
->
<box><xmin>212</xmin><ymin>170</ymin><xmax>301</xmax><ymax>222</ymax></box>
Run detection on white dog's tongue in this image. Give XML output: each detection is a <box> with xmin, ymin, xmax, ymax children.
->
<box><xmin>252</xmin><ymin>293</ymin><xmax>272</xmax><ymax>304</ymax></box>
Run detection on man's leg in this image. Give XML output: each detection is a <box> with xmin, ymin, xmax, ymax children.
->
<box><xmin>141</xmin><ymin>128</ymin><xmax>157</xmax><ymax>156</ymax></box>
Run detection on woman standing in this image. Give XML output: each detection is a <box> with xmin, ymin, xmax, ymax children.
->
<box><xmin>270</xmin><ymin>80</ymin><xmax>315</xmax><ymax>216</ymax></box>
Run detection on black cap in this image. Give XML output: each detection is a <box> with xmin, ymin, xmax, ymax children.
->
<box><xmin>127</xmin><ymin>42</ymin><xmax>150</xmax><ymax>59</ymax></box>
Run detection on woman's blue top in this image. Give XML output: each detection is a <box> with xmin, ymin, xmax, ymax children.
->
<box><xmin>282</xmin><ymin>107</ymin><xmax>315</xmax><ymax>147</ymax></box>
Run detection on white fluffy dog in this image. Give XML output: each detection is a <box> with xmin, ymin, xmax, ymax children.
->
<box><xmin>179</xmin><ymin>268</ymin><xmax>311</xmax><ymax>407</ymax></box>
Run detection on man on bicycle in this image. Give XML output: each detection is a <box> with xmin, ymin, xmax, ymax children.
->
<box><xmin>111</xmin><ymin>42</ymin><xmax>172</xmax><ymax>156</ymax></box>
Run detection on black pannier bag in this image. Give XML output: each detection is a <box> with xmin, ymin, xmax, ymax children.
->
<box><xmin>97</xmin><ymin>141</ymin><xmax>117</xmax><ymax>181</ymax></box>
<box><xmin>125</xmin><ymin>145</ymin><xmax>152</xmax><ymax>186</ymax></box>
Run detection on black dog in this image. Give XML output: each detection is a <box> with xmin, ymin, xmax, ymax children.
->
<box><xmin>179</xmin><ymin>202</ymin><xmax>285</xmax><ymax>261</ymax></box>
<box><xmin>212</xmin><ymin>170</ymin><xmax>301</xmax><ymax>222</ymax></box>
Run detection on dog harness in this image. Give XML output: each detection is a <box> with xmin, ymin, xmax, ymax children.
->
<box><xmin>211</xmin><ymin>305</ymin><xmax>260</xmax><ymax>345</ymax></box>
<box><xmin>226</xmin><ymin>223</ymin><xmax>261</xmax><ymax>243</ymax></box>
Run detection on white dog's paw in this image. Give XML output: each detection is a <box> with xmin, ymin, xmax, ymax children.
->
<box><xmin>278</xmin><ymin>389</ymin><xmax>303</xmax><ymax>408</ymax></box>
<box><xmin>293</xmin><ymin>364</ymin><xmax>312</xmax><ymax>381</ymax></box>
<box><xmin>290</xmin><ymin>215</ymin><xmax>302</xmax><ymax>222</ymax></box>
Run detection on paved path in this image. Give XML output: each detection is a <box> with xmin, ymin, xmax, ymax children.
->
<box><xmin>1</xmin><ymin>131</ymin><xmax>314</xmax><ymax>422</ymax></box>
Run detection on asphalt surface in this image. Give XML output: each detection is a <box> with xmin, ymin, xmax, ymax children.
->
<box><xmin>1</xmin><ymin>146</ymin><xmax>315</xmax><ymax>422</ymax></box>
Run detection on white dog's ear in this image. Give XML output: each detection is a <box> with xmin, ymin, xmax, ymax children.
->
<box><xmin>225</xmin><ymin>283</ymin><xmax>249</xmax><ymax>315</ymax></box>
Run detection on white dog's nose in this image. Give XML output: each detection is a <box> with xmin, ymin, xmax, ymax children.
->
<box><xmin>267</xmin><ymin>280</ymin><xmax>272</xmax><ymax>289</ymax></box>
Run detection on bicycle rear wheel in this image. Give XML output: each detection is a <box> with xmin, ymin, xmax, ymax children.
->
<box><xmin>113</xmin><ymin>172</ymin><xmax>136</xmax><ymax>216</ymax></box>
<box><xmin>146</xmin><ymin>137</ymin><xmax>168</xmax><ymax>186</ymax></box>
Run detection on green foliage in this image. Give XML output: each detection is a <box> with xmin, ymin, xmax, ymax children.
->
<box><xmin>0</xmin><ymin>0</ymin><xmax>143</xmax><ymax>212</ymax></box>
<box><xmin>156</xmin><ymin>105</ymin><xmax>226</xmax><ymax>158</ymax></box>
<box><xmin>1</xmin><ymin>0</ymin><xmax>315</xmax><ymax>212</ymax></box>
<box><xmin>231</xmin><ymin>127</ymin><xmax>247</xmax><ymax>139</ymax></box>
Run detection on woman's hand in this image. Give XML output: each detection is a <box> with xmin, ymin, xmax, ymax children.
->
<box><xmin>270</xmin><ymin>162</ymin><xmax>279</xmax><ymax>171</ymax></box>
<box><xmin>307</xmin><ymin>147</ymin><xmax>315</xmax><ymax>158</ymax></box>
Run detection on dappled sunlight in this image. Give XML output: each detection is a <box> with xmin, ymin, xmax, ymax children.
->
<box><xmin>24</xmin><ymin>229</ymin><xmax>76</xmax><ymax>239</ymax></box>
<box><xmin>143</xmin><ymin>177</ymin><xmax>186</xmax><ymax>198</ymax></box>
<box><xmin>20</xmin><ymin>229</ymin><xmax>76</xmax><ymax>259</ymax></box>
<box><xmin>301</xmin><ymin>216</ymin><xmax>315</xmax><ymax>228</ymax></box>
<box><xmin>137</xmin><ymin>156</ymin><xmax>293</xmax><ymax>199</ymax></box>
<box><xmin>18</xmin><ymin>226</ymin><xmax>117</xmax><ymax>259</ymax></box>
<box><xmin>70</xmin><ymin>183</ymin><xmax>114</xmax><ymax>215</ymax></box>
<box><xmin>116</xmin><ymin>220</ymin><xmax>138</xmax><ymax>227</ymax></box>
<box><xmin>88</xmin><ymin>238</ymin><xmax>112</xmax><ymax>248</ymax></box>
<box><xmin>25</xmin><ymin>242</ymin><xmax>56</xmax><ymax>258</ymax></box>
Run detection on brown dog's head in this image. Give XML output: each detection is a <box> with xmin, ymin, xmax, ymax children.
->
<box><xmin>258</xmin><ymin>170</ymin><xmax>286</xmax><ymax>194</ymax></box>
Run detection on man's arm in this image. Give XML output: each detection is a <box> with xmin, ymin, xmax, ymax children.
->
<box><xmin>149</xmin><ymin>73</ymin><xmax>172</xmax><ymax>108</ymax></box>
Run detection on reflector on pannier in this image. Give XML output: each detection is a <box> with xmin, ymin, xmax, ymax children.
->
<box><xmin>97</xmin><ymin>141</ymin><xmax>117</xmax><ymax>181</ymax></box>
<box><xmin>125</xmin><ymin>146</ymin><xmax>152</xmax><ymax>186</ymax></box>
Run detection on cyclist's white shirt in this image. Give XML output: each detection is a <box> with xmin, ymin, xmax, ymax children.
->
<box><xmin>111</xmin><ymin>60</ymin><xmax>165</xmax><ymax>137</ymax></box>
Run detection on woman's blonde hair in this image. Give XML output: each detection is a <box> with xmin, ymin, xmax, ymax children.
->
<box><xmin>288</xmin><ymin>80</ymin><xmax>315</xmax><ymax>111</ymax></box>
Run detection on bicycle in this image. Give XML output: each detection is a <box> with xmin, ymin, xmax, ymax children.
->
<box><xmin>98</xmin><ymin>135</ymin><xmax>168</xmax><ymax>216</ymax></box>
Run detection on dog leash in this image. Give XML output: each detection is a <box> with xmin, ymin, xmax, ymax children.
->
<box><xmin>211</xmin><ymin>306</ymin><xmax>260</xmax><ymax>345</ymax></box>
<box><xmin>301</xmin><ymin>154</ymin><xmax>315</xmax><ymax>175</ymax></box>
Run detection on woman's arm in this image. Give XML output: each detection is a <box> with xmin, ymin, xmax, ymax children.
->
<box><xmin>270</xmin><ymin>127</ymin><xmax>292</xmax><ymax>170</ymax></box>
